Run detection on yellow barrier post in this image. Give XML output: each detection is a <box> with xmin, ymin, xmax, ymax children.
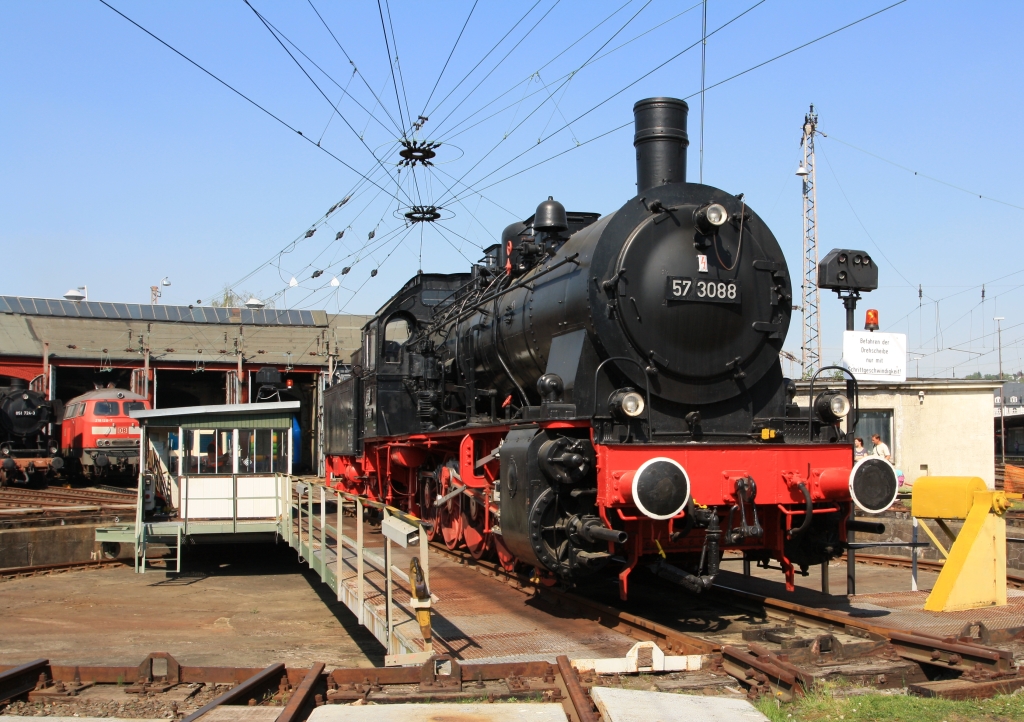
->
<box><xmin>912</xmin><ymin>477</ymin><xmax>1022</xmax><ymax>612</ymax></box>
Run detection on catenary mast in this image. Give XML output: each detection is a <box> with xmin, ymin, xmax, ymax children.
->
<box><xmin>798</xmin><ymin>105</ymin><xmax>822</xmax><ymax>378</ymax></box>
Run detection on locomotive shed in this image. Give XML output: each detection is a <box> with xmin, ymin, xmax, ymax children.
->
<box><xmin>0</xmin><ymin>296</ymin><xmax>368</xmax><ymax>483</ymax></box>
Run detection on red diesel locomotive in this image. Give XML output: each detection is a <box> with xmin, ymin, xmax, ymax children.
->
<box><xmin>61</xmin><ymin>388</ymin><xmax>149</xmax><ymax>480</ymax></box>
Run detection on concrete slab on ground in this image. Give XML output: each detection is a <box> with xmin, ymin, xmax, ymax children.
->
<box><xmin>591</xmin><ymin>686</ymin><xmax>769</xmax><ymax>722</ymax></box>
<box><xmin>0</xmin><ymin>543</ymin><xmax>381</xmax><ymax>669</ymax></box>
<box><xmin>1</xmin><ymin>718</ymin><xmax>169</xmax><ymax>722</ymax></box>
<box><xmin>307</xmin><ymin>703</ymin><xmax>567</xmax><ymax>722</ymax></box>
<box><xmin>200</xmin><ymin>708</ymin><xmax>284</xmax><ymax>722</ymax></box>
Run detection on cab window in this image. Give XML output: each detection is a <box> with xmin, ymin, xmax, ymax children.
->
<box><xmin>94</xmin><ymin>401</ymin><xmax>120</xmax><ymax>416</ymax></box>
<box><xmin>382</xmin><ymin>316</ymin><xmax>411</xmax><ymax>364</ymax></box>
<box><xmin>123</xmin><ymin>401</ymin><xmax>146</xmax><ymax>414</ymax></box>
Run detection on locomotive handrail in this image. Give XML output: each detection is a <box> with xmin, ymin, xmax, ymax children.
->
<box><xmin>591</xmin><ymin>356</ymin><xmax>654</xmax><ymax>434</ymax></box>
<box><xmin>806</xmin><ymin>365</ymin><xmax>859</xmax><ymax>443</ymax></box>
<box><xmin>427</xmin><ymin>252</ymin><xmax>580</xmax><ymax>332</ymax></box>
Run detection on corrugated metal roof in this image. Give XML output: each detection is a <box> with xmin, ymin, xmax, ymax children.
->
<box><xmin>0</xmin><ymin>296</ymin><xmax>326</xmax><ymax>326</ymax></box>
<box><xmin>0</xmin><ymin>304</ymin><xmax>370</xmax><ymax>365</ymax></box>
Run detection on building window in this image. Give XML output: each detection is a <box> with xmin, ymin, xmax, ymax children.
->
<box><xmin>857</xmin><ymin>410</ymin><xmax>894</xmax><ymax>462</ymax></box>
<box><xmin>184</xmin><ymin>429</ymin><xmax>234</xmax><ymax>474</ymax></box>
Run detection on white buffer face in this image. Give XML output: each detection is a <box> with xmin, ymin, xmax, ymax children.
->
<box><xmin>632</xmin><ymin>457</ymin><xmax>691</xmax><ymax>520</ymax></box>
<box><xmin>848</xmin><ymin>456</ymin><xmax>899</xmax><ymax>514</ymax></box>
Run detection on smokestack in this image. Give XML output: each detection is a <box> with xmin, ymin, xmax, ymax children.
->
<box><xmin>633</xmin><ymin>97</ymin><xmax>689</xmax><ymax>195</ymax></box>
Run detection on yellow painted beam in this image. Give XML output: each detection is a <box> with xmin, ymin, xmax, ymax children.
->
<box><xmin>914</xmin><ymin>519</ymin><xmax>950</xmax><ymax>559</ymax></box>
<box><xmin>924</xmin><ymin>492</ymin><xmax>1007</xmax><ymax>612</ymax></box>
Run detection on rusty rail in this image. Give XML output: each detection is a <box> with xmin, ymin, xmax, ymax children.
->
<box><xmin>181</xmin><ymin>663</ymin><xmax>286</xmax><ymax>722</ymax></box>
<box><xmin>0</xmin><ymin>658</ymin><xmax>49</xmax><ymax>706</ymax></box>
<box><xmin>851</xmin><ymin>552</ymin><xmax>1024</xmax><ymax>589</ymax></box>
<box><xmin>1</xmin><ymin>559</ymin><xmax>129</xmax><ymax>580</ymax></box>
<box><xmin>276</xmin><ymin>662</ymin><xmax>324</xmax><ymax>722</ymax></box>
<box><xmin>556</xmin><ymin>655</ymin><xmax>600</xmax><ymax>722</ymax></box>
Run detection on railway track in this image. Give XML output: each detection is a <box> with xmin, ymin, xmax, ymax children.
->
<box><xmin>426</xmin><ymin>541</ymin><xmax>1024</xmax><ymax>700</ymax></box>
<box><xmin>0</xmin><ymin>653</ymin><xmax>602</xmax><ymax>722</ymax></box>
<box><xmin>851</xmin><ymin>552</ymin><xmax>1024</xmax><ymax>589</ymax></box>
<box><xmin>0</xmin><ymin>485</ymin><xmax>136</xmax><ymax>516</ymax></box>
<box><xmin>0</xmin><ymin>558</ymin><xmax>130</xmax><ymax>580</ymax></box>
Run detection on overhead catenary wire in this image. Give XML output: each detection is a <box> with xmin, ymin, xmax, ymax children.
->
<box><xmin>419</xmin><ymin>0</ymin><xmax>479</xmax><ymax>119</ymax></box>
<box><xmin>433</xmin><ymin>0</ymin><xmax>703</xmax><ymax>145</ymax></box>
<box><xmin>431</xmin><ymin>0</ymin><xmax>662</xmax><ymax>207</ymax></box>
<box><xmin>382</xmin><ymin>0</ymin><xmax>414</xmax><ymax>135</ymax></box>
<box><xmin>825</xmin><ymin>134</ymin><xmax>1024</xmax><ymax>213</ymax></box>
<box><xmin>426</xmin><ymin>0</ymin><xmax>565</xmax><ymax>140</ymax></box>
<box><xmin>423</xmin><ymin>0</ymin><xmax>545</xmax><ymax>124</ymax></box>
<box><xmin>305</xmin><ymin>0</ymin><xmax>405</xmax><ymax>136</ymax></box>
<box><xmin>699</xmin><ymin>0</ymin><xmax>707</xmax><ymax>184</ymax></box>
<box><xmin>441</xmin><ymin>0</ymin><xmax>910</xmax><ymax>209</ymax></box>
<box><xmin>436</xmin><ymin>0</ymin><xmax>766</xmax><ymax>209</ymax></box>
<box><xmin>376</xmin><ymin>0</ymin><xmax>410</xmax><ymax>134</ymax></box>
<box><xmin>244</xmin><ymin>1</ymin><xmax>416</xmax><ymax>206</ymax></box>
<box><xmin>816</xmin><ymin>139</ymin><xmax>917</xmax><ymax>290</ymax></box>
<box><xmin>95</xmin><ymin>0</ymin><xmax>410</xmax><ymax>207</ymax></box>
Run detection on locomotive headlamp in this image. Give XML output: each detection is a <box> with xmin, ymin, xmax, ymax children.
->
<box><xmin>0</xmin><ymin>443</ymin><xmax>10</xmax><ymax>456</ymax></box>
<box><xmin>609</xmin><ymin>388</ymin><xmax>645</xmax><ymax>418</ymax></box>
<box><xmin>815</xmin><ymin>391</ymin><xmax>851</xmax><ymax>423</ymax></box>
<box><xmin>693</xmin><ymin>203</ymin><xmax>729</xmax><ymax>234</ymax></box>
<box><xmin>705</xmin><ymin>203</ymin><xmax>727</xmax><ymax>225</ymax></box>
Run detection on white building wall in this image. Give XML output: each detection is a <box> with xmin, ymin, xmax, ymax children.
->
<box><xmin>856</xmin><ymin>382</ymin><xmax>997</xmax><ymax>488</ymax></box>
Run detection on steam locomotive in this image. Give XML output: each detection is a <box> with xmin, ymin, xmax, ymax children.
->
<box><xmin>0</xmin><ymin>378</ymin><xmax>64</xmax><ymax>486</ymax></box>
<box><xmin>324</xmin><ymin>97</ymin><xmax>898</xmax><ymax>598</ymax></box>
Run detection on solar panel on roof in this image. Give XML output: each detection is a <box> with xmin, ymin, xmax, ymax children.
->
<box><xmin>0</xmin><ymin>297</ymin><xmax>326</xmax><ymax>326</ymax></box>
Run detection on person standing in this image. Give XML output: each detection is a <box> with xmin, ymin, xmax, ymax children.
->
<box><xmin>871</xmin><ymin>433</ymin><xmax>892</xmax><ymax>462</ymax></box>
<box><xmin>854</xmin><ymin>437</ymin><xmax>869</xmax><ymax>460</ymax></box>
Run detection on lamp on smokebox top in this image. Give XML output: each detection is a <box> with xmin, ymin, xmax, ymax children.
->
<box><xmin>865</xmin><ymin>309</ymin><xmax>879</xmax><ymax>331</ymax></box>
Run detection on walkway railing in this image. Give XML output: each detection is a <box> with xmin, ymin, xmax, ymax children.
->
<box><xmin>286</xmin><ymin>480</ymin><xmax>433</xmax><ymax>666</ymax></box>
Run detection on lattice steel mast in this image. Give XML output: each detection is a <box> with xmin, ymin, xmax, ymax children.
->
<box><xmin>798</xmin><ymin>105</ymin><xmax>822</xmax><ymax>378</ymax></box>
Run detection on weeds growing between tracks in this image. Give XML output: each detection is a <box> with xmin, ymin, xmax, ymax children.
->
<box><xmin>756</xmin><ymin>680</ymin><xmax>1024</xmax><ymax>721</ymax></box>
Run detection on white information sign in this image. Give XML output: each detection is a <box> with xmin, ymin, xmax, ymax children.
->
<box><xmin>842</xmin><ymin>331</ymin><xmax>907</xmax><ymax>382</ymax></box>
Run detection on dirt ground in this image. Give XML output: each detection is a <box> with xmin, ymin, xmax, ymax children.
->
<box><xmin>0</xmin><ymin>542</ymin><xmax>382</xmax><ymax>669</ymax></box>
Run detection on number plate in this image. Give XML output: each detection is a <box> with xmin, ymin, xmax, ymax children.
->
<box><xmin>666</xmin><ymin>277</ymin><xmax>741</xmax><ymax>304</ymax></box>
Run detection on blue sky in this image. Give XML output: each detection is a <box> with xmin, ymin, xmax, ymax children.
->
<box><xmin>2</xmin><ymin>0</ymin><xmax>1022</xmax><ymax>378</ymax></box>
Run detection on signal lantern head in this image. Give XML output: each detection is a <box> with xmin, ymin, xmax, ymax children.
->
<box><xmin>865</xmin><ymin>309</ymin><xmax>879</xmax><ymax>331</ymax></box>
<box><xmin>817</xmin><ymin>248</ymin><xmax>878</xmax><ymax>292</ymax></box>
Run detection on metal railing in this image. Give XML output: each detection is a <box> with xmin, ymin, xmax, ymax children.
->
<box><xmin>286</xmin><ymin>481</ymin><xmax>433</xmax><ymax>665</ymax></box>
